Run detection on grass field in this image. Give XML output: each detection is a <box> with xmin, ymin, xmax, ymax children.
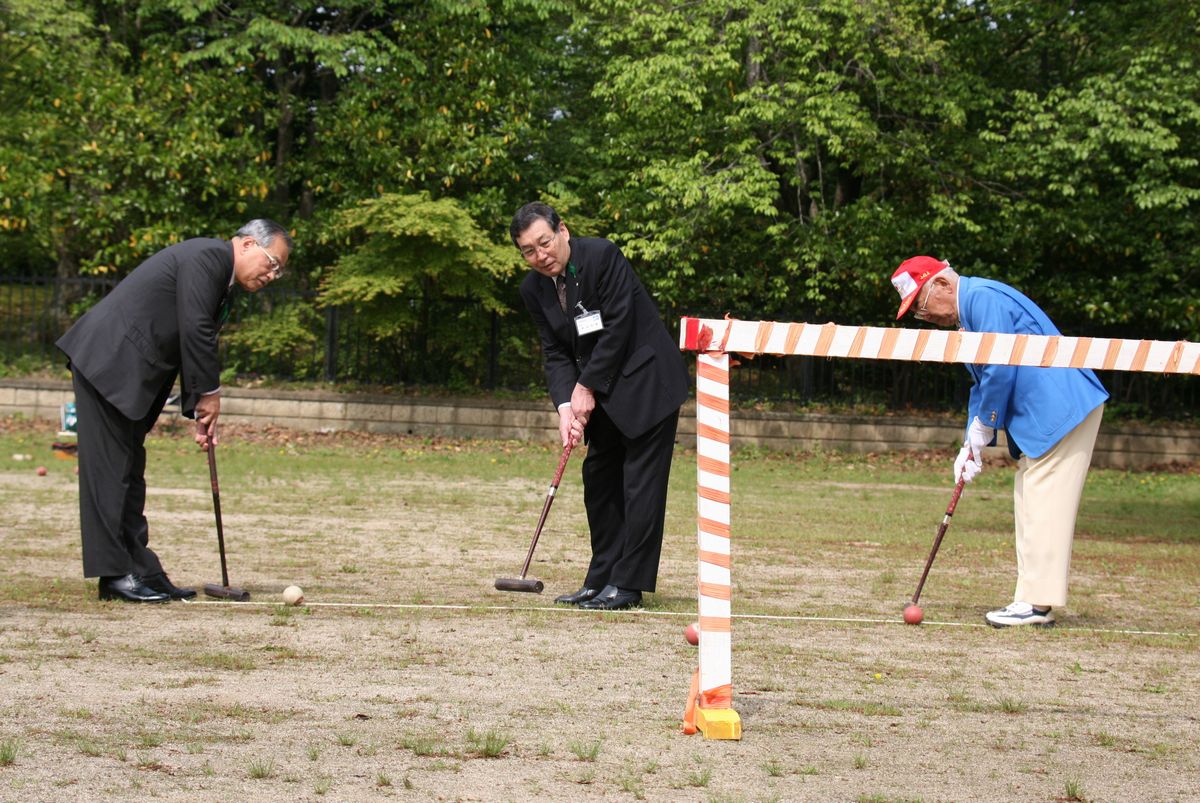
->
<box><xmin>1</xmin><ymin>414</ymin><xmax>1197</xmax><ymax>802</ymax></box>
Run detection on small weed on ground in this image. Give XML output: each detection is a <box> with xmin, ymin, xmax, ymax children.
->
<box><xmin>248</xmin><ymin>758</ymin><xmax>276</xmax><ymax>779</ymax></box>
<box><xmin>569</xmin><ymin>739</ymin><xmax>601</xmax><ymax>761</ymax></box>
<box><xmin>465</xmin><ymin>728</ymin><xmax>510</xmax><ymax>758</ymax></box>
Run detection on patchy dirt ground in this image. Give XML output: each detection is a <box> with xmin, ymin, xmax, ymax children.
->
<box><xmin>1</xmin><ymin>419</ymin><xmax>1197</xmax><ymax>802</ymax></box>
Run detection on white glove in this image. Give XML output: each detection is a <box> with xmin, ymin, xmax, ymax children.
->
<box><xmin>952</xmin><ymin>446</ymin><xmax>981</xmax><ymax>484</ymax></box>
<box><xmin>954</xmin><ymin>446</ymin><xmax>982</xmax><ymax>483</ymax></box>
<box><xmin>953</xmin><ymin>416</ymin><xmax>994</xmax><ymax>483</ymax></box>
<box><xmin>967</xmin><ymin>416</ymin><xmax>995</xmax><ymax>464</ymax></box>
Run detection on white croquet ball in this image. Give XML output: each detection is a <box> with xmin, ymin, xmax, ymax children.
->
<box><xmin>281</xmin><ymin>585</ymin><xmax>305</xmax><ymax>606</ymax></box>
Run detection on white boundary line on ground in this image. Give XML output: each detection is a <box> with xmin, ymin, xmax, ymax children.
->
<box><xmin>181</xmin><ymin>599</ymin><xmax>1195</xmax><ymax>638</ymax></box>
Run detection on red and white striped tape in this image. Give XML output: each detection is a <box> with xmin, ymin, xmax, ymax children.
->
<box><xmin>680</xmin><ymin>317</ymin><xmax>1200</xmax><ymax>373</ymax></box>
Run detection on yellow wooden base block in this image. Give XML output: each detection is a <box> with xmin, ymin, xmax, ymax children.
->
<box><xmin>696</xmin><ymin>707</ymin><xmax>742</xmax><ymax>740</ymax></box>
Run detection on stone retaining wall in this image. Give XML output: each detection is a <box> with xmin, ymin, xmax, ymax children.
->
<box><xmin>3</xmin><ymin>378</ymin><xmax>1196</xmax><ymax>469</ymax></box>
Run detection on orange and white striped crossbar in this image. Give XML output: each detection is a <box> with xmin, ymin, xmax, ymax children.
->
<box><xmin>680</xmin><ymin>317</ymin><xmax>1200</xmax><ymax>373</ymax></box>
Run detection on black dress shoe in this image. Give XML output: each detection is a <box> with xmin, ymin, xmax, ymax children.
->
<box><xmin>554</xmin><ymin>586</ymin><xmax>601</xmax><ymax>605</ymax></box>
<box><xmin>143</xmin><ymin>571</ymin><xmax>196</xmax><ymax>600</ymax></box>
<box><xmin>579</xmin><ymin>584</ymin><xmax>642</xmax><ymax>610</ymax></box>
<box><xmin>98</xmin><ymin>574</ymin><xmax>170</xmax><ymax>603</ymax></box>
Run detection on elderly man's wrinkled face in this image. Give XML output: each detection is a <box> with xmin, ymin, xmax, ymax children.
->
<box><xmin>516</xmin><ymin>219</ymin><xmax>571</xmax><ymax>279</ymax></box>
<box><xmin>912</xmin><ymin>276</ymin><xmax>958</xmax><ymax>328</ymax></box>
<box><xmin>233</xmin><ymin>236</ymin><xmax>289</xmax><ymax>292</ymax></box>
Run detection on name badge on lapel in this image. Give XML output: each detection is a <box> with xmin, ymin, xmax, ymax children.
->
<box><xmin>573</xmin><ymin>301</ymin><xmax>604</xmax><ymax>336</ymax></box>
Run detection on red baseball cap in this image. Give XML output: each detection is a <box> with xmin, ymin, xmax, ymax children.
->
<box><xmin>891</xmin><ymin>256</ymin><xmax>949</xmax><ymax>319</ymax></box>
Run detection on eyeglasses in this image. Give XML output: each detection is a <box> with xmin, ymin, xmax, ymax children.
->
<box><xmin>518</xmin><ymin>230</ymin><xmax>559</xmax><ymax>260</ymax></box>
<box><xmin>913</xmin><ymin>283</ymin><xmax>934</xmax><ymax>320</ymax></box>
<box><xmin>255</xmin><ymin>242</ymin><xmax>284</xmax><ymax>278</ymax></box>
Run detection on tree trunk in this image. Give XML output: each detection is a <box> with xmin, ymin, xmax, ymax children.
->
<box><xmin>273</xmin><ymin>60</ymin><xmax>302</xmax><ymax>210</ymax></box>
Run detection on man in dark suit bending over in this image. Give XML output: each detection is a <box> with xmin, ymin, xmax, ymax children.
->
<box><xmin>56</xmin><ymin>219</ymin><xmax>293</xmax><ymax>603</ymax></box>
<box><xmin>511</xmin><ymin>202</ymin><xmax>688</xmax><ymax>610</ymax></box>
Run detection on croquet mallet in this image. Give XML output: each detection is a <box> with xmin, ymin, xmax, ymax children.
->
<box><xmin>494</xmin><ymin>442</ymin><xmax>573</xmax><ymax>593</ymax></box>
<box><xmin>200</xmin><ymin>422</ymin><xmax>250</xmax><ymax>601</ymax></box>
<box><xmin>910</xmin><ymin>478</ymin><xmax>966</xmax><ymax>606</ymax></box>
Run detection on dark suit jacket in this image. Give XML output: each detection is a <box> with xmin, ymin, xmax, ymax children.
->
<box><xmin>57</xmin><ymin>238</ymin><xmax>233</xmax><ymax>421</ymax></box>
<box><xmin>520</xmin><ymin>236</ymin><xmax>688</xmax><ymax>440</ymax></box>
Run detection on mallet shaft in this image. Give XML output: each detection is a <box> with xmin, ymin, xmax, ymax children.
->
<box><xmin>203</xmin><ymin>424</ymin><xmax>230</xmax><ymax>589</ymax></box>
<box><xmin>911</xmin><ymin>479</ymin><xmax>966</xmax><ymax>605</ymax></box>
<box><xmin>517</xmin><ymin>443</ymin><xmax>573</xmax><ymax>579</ymax></box>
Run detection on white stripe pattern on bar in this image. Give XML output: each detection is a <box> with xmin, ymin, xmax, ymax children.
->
<box><xmin>679</xmin><ymin>318</ymin><xmax>1200</xmax><ymax>373</ymax></box>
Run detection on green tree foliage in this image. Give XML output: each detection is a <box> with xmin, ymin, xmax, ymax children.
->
<box><xmin>2</xmin><ymin>0</ymin><xmax>1196</xmax><ymax>360</ymax></box>
<box><xmin>0</xmin><ymin>0</ymin><xmax>267</xmax><ymax>277</ymax></box>
<box><xmin>138</xmin><ymin>0</ymin><xmax>568</xmax><ymax>275</ymax></box>
<box><xmin>221</xmin><ymin>300</ymin><xmax>323</xmax><ymax>379</ymax></box>
<box><xmin>572</xmin><ymin>0</ymin><xmax>1199</xmax><ymax>337</ymax></box>
<box><xmin>573</xmin><ymin>0</ymin><xmax>962</xmax><ymax>321</ymax></box>
<box><xmin>946</xmin><ymin>0</ymin><xmax>1200</xmax><ymax>336</ymax></box>
<box><xmin>319</xmin><ymin>192</ymin><xmax>522</xmax><ymax>383</ymax></box>
<box><xmin>306</xmin><ymin>0</ymin><xmax>570</xmax><ymax>218</ymax></box>
<box><xmin>322</xmin><ymin>192</ymin><xmax>519</xmax><ymax>320</ymax></box>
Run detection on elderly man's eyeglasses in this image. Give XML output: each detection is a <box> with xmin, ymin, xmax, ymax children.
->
<box><xmin>255</xmin><ymin>242</ymin><xmax>284</xmax><ymax>278</ymax></box>
<box><xmin>519</xmin><ymin>230</ymin><xmax>559</xmax><ymax>260</ymax></box>
<box><xmin>913</xmin><ymin>283</ymin><xmax>935</xmax><ymax>320</ymax></box>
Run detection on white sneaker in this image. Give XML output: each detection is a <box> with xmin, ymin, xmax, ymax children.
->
<box><xmin>985</xmin><ymin>601</ymin><xmax>1055</xmax><ymax>628</ymax></box>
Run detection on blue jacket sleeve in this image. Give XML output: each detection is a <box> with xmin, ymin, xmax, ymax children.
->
<box><xmin>963</xmin><ymin>286</ymin><xmax>1022</xmax><ymax>435</ymax></box>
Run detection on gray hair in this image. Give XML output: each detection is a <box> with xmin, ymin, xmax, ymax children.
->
<box><xmin>236</xmin><ymin>219</ymin><xmax>294</xmax><ymax>252</ymax></box>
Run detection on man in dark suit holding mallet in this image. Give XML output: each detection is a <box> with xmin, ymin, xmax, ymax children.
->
<box><xmin>57</xmin><ymin>219</ymin><xmax>293</xmax><ymax>603</ymax></box>
<box><xmin>512</xmin><ymin>202</ymin><xmax>688</xmax><ymax>610</ymax></box>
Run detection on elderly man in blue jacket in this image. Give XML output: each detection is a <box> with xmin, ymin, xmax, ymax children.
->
<box><xmin>891</xmin><ymin>256</ymin><xmax>1108</xmax><ymax>627</ymax></box>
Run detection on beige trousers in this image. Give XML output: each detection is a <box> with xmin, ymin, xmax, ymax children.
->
<box><xmin>1012</xmin><ymin>404</ymin><xmax>1104</xmax><ymax>608</ymax></box>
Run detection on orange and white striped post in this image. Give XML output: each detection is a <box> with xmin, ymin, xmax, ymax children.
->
<box><xmin>680</xmin><ymin>320</ymin><xmax>740</xmax><ymax>739</ymax></box>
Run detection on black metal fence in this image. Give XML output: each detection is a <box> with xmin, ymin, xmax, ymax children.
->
<box><xmin>3</xmin><ymin>275</ymin><xmax>1196</xmax><ymax>418</ymax></box>
<box><xmin>0</xmin><ymin>275</ymin><xmax>549</xmax><ymax>391</ymax></box>
<box><xmin>221</xmin><ymin>285</ymin><xmax>551</xmax><ymax>390</ymax></box>
<box><xmin>0</xmin><ymin>276</ymin><xmax>120</xmax><ymax>367</ymax></box>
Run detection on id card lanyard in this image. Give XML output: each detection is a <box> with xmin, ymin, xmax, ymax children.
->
<box><xmin>567</xmin><ymin>263</ymin><xmax>604</xmax><ymax>336</ymax></box>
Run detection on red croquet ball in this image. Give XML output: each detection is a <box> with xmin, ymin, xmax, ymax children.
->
<box><xmin>36</xmin><ymin>466</ymin><xmax>47</xmax><ymax>476</ymax></box>
<box><xmin>903</xmin><ymin>604</ymin><xmax>923</xmax><ymax>625</ymax></box>
<box><xmin>684</xmin><ymin>622</ymin><xmax>700</xmax><ymax>646</ymax></box>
